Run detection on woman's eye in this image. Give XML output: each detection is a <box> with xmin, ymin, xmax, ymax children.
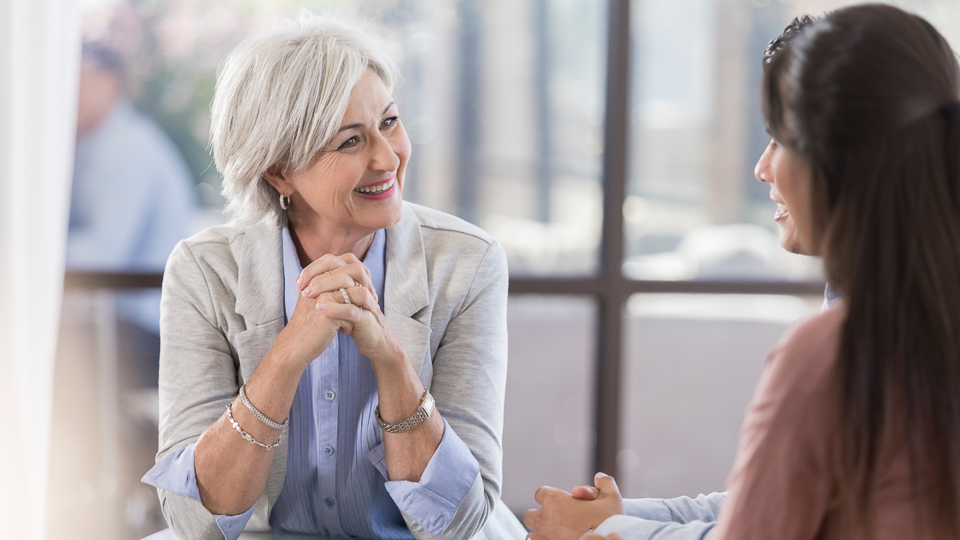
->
<box><xmin>338</xmin><ymin>136</ymin><xmax>359</xmax><ymax>150</ymax></box>
<box><xmin>381</xmin><ymin>116</ymin><xmax>399</xmax><ymax>129</ymax></box>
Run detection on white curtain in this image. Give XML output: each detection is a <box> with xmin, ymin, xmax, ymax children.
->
<box><xmin>0</xmin><ymin>0</ymin><xmax>80</xmax><ymax>537</ymax></box>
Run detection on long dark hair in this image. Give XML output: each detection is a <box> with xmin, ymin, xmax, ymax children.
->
<box><xmin>763</xmin><ymin>4</ymin><xmax>960</xmax><ymax>537</ymax></box>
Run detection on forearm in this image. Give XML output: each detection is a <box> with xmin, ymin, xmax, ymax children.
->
<box><xmin>623</xmin><ymin>493</ymin><xmax>727</xmax><ymax>524</ymax></box>
<box><xmin>594</xmin><ymin>516</ymin><xmax>717</xmax><ymax>540</ymax></box>
<box><xmin>373</xmin><ymin>345</ymin><xmax>444</xmax><ymax>482</ymax></box>
<box><xmin>194</xmin><ymin>348</ymin><xmax>302</xmax><ymax>514</ymax></box>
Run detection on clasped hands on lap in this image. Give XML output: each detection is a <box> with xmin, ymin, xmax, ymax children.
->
<box><xmin>524</xmin><ymin>472</ymin><xmax>626</xmax><ymax>540</ymax></box>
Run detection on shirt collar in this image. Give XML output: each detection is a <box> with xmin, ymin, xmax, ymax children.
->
<box><xmin>824</xmin><ymin>281</ymin><xmax>841</xmax><ymax>306</ymax></box>
<box><xmin>281</xmin><ymin>227</ymin><xmax>386</xmax><ymax>323</ymax></box>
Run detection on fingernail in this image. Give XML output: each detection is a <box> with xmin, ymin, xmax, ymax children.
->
<box><xmin>296</xmin><ymin>274</ymin><xmax>301</xmax><ymax>285</ymax></box>
<box><xmin>301</xmin><ymin>288</ymin><xmax>310</xmax><ymax>297</ymax></box>
<box><xmin>316</xmin><ymin>303</ymin><xmax>326</xmax><ymax>310</ymax></box>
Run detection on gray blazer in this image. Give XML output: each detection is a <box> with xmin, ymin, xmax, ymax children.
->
<box><xmin>155</xmin><ymin>202</ymin><xmax>525</xmax><ymax>539</ymax></box>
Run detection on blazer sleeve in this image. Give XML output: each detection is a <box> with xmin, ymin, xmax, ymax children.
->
<box><xmin>400</xmin><ymin>239</ymin><xmax>512</xmax><ymax>540</ymax></box>
<box><xmin>153</xmin><ymin>241</ymin><xmax>261</xmax><ymax>539</ymax></box>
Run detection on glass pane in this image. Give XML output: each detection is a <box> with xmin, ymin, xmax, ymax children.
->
<box><xmin>399</xmin><ymin>0</ymin><xmax>607</xmax><ymax>276</ymax></box>
<box><xmin>502</xmin><ymin>296</ymin><xmax>596</xmax><ymax>513</ymax></box>
<box><xmin>624</xmin><ymin>0</ymin><xmax>823</xmax><ymax>281</ymax></box>
<box><xmin>624</xmin><ymin>0</ymin><xmax>960</xmax><ymax>281</ymax></box>
<box><xmin>618</xmin><ymin>293</ymin><xmax>821</xmax><ymax>498</ymax></box>
<box><xmin>80</xmin><ymin>0</ymin><xmax>606</xmax><ymax>277</ymax></box>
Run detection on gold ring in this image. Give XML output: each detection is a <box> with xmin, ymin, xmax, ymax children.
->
<box><xmin>338</xmin><ymin>287</ymin><xmax>351</xmax><ymax>304</ymax></box>
<box><xmin>354</xmin><ymin>280</ymin><xmax>361</xmax><ymax>288</ymax></box>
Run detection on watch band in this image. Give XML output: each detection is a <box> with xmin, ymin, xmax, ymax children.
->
<box><xmin>375</xmin><ymin>391</ymin><xmax>434</xmax><ymax>433</ymax></box>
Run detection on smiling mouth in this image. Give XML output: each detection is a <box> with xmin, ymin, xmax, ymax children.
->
<box><xmin>355</xmin><ymin>178</ymin><xmax>395</xmax><ymax>195</ymax></box>
<box><xmin>774</xmin><ymin>206</ymin><xmax>789</xmax><ymax>222</ymax></box>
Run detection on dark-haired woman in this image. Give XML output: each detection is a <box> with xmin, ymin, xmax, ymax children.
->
<box><xmin>524</xmin><ymin>4</ymin><xmax>960</xmax><ymax>539</ymax></box>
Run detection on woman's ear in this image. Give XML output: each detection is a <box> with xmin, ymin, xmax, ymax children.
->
<box><xmin>262</xmin><ymin>163</ymin><xmax>292</xmax><ymax>195</ymax></box>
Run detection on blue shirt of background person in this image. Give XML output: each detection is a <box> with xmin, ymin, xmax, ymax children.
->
<box><xmin>69</xmin><ymin>42</ymin><xmax>196</xmax><ymax>334</ymax></box>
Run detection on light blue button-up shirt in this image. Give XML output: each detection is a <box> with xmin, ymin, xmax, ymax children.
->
<box><xmin>143</xmin><ymin>226</ymin><xmax>479</xmax><ymax>539</ymax></box>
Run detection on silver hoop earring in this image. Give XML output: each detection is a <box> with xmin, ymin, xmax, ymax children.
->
<box><xmin>279</xmin><ymin>193</ymin><xmax>291</xmax><ymax>210</ymax></box>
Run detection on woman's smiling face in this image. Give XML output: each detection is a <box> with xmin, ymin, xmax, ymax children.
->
<box><xmin>755</xmin><ymin>137</ymin><xmax>817</xmax><ymax>256</ymax></box>
<box><xmin>268</xmin><ymin>69</ymin><xmax>411</xmax><ymax>238</ymax></box>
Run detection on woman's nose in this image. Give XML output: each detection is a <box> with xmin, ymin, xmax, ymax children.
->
<box><xmin>755</xmin><ymin>141</ymin><xmax>774</xmax><ymax>184</ymax></box>
<box><xmin>369</xmin><ymin>132</ymin><xmax>400</xmax><ymax>172</ymax></box>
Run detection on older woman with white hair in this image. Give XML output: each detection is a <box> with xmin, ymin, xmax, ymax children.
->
<box><xmin>141</xmin><ymin>14</ymin><xmax>525</xmax><ymax>540</ymax></box>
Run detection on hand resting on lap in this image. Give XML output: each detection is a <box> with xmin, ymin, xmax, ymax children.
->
<box><xmin>524</xmin><ymin>473</ymin><xmax>626</xmax><ymax>540</ymax></box>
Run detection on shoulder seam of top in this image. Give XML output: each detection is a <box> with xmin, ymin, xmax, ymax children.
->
<box><xmin>418</xmin><ymin>223</ymin><xmax>493</xmax><ymax>246</ymax></box>
<box><xmin>184</xmin><ymin>230</ymin><xmax>247</xmax><ymax>249</ymax></box>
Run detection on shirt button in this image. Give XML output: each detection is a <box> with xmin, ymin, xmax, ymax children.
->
<box><xmin>324</xmin><ymin>445</ymin><xmax>335</xmax><ymax>456</ymax></box>
<box><xmin>324</xmin><ymin>498</ymin><xmax>335</xmax><ymax>508</ymax></box>
<box><xmin>324</xmin><ymin>390</ymin><xmax>336</xmax><ymax>401</ymax></box>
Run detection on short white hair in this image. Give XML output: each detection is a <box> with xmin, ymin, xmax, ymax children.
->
<box><xmin>211</xmin><ymin>13</ymin><xmax>399</xmax><ymax>225</ymax></box>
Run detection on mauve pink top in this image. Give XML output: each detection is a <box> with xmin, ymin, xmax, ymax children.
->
<box><xmin>712</xmin><ymin>303</ymin><xmax>930</xmax><ymax>540</ymax></box>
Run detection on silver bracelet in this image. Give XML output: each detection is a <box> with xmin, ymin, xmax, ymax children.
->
<box><xmin>238</xmin><ymin>384</ymin><xmax>289</xmax><ymax>430</ymax></box>
<box><xmin>226</xmin><ymin>404</ymin><xmax>282</xmax><ymax>450</ymax></box>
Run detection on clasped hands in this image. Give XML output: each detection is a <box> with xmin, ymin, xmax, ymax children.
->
<box><xmin>280</xmin><ymin>253</ymin><xmax>401</xmax><ymax>368</ymax></box>
<box><xmin>524</xmin><ymin>472</ymin><xmax>626</xmax><ymax>540</ymax></box>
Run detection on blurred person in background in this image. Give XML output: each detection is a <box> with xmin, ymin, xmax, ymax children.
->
<box><xmin>526</xmin><ymin>4</ymin><xmax>960</xmax><ymax>539</ymax></box>
<box><xmin>141</xmin><ymin>14</ymin><xmax>525</xmax><ymax>540</ymax></box>
<box><xmin>69</xmin><ymin>41</ymin><xmax>196</xmax><ymax>387</ymax></box>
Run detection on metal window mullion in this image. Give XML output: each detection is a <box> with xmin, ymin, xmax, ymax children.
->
<box><xmin>595</xmin><ymin>0</ymin><xmax>632</xmax><ymax>478</ymax></box>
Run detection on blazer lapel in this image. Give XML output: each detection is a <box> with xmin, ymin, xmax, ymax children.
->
<box><xmin>234</xmin><ymin>221</ymin><xmax>285</xmax><ymax>325</ymax></box>
<box><xmin>232</xmin><ymin>221</ymin><xmax>285</xmax><ymax>382</ymax></box>
<box><xmin>385</xmin><ymin>204</ymin><xmax>433</xmax><ymax>380</ymax></box>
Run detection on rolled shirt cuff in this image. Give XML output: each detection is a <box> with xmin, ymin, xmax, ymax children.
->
<box><xmin>367</xmin><ymin>418</ymin><xmax>481</xmax><ymax>536</ymax></box>
<box><xmin>141</xmin><ymin>442</ymin><xmax>257</xmax><ymax>540</ymax></box>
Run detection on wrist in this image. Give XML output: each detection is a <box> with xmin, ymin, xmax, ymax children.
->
<box><xmin>274</xmin><ymin>326</ymin><xmax>323</xmax><ymax>371</ymax></box>
<box><xmin>259</xmin><ymin>344</ymin><xmax>306</xmax><ymax>386</ymax></box>
<box><xmin>368</xmin><ymin>338</ymin><xmax>408</xmax><ymax>371</ymax></box>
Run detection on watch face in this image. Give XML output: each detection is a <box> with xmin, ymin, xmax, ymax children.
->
<box><xmin>422</xmin><ymin>393</ymin><xmax>436</xmax><ymax>416</ymax></box>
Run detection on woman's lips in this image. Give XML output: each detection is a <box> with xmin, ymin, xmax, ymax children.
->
<box><xmin>354</xmin><ymin>177</ymin><xmax>397</xmax><ymax>200</ymax></box>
